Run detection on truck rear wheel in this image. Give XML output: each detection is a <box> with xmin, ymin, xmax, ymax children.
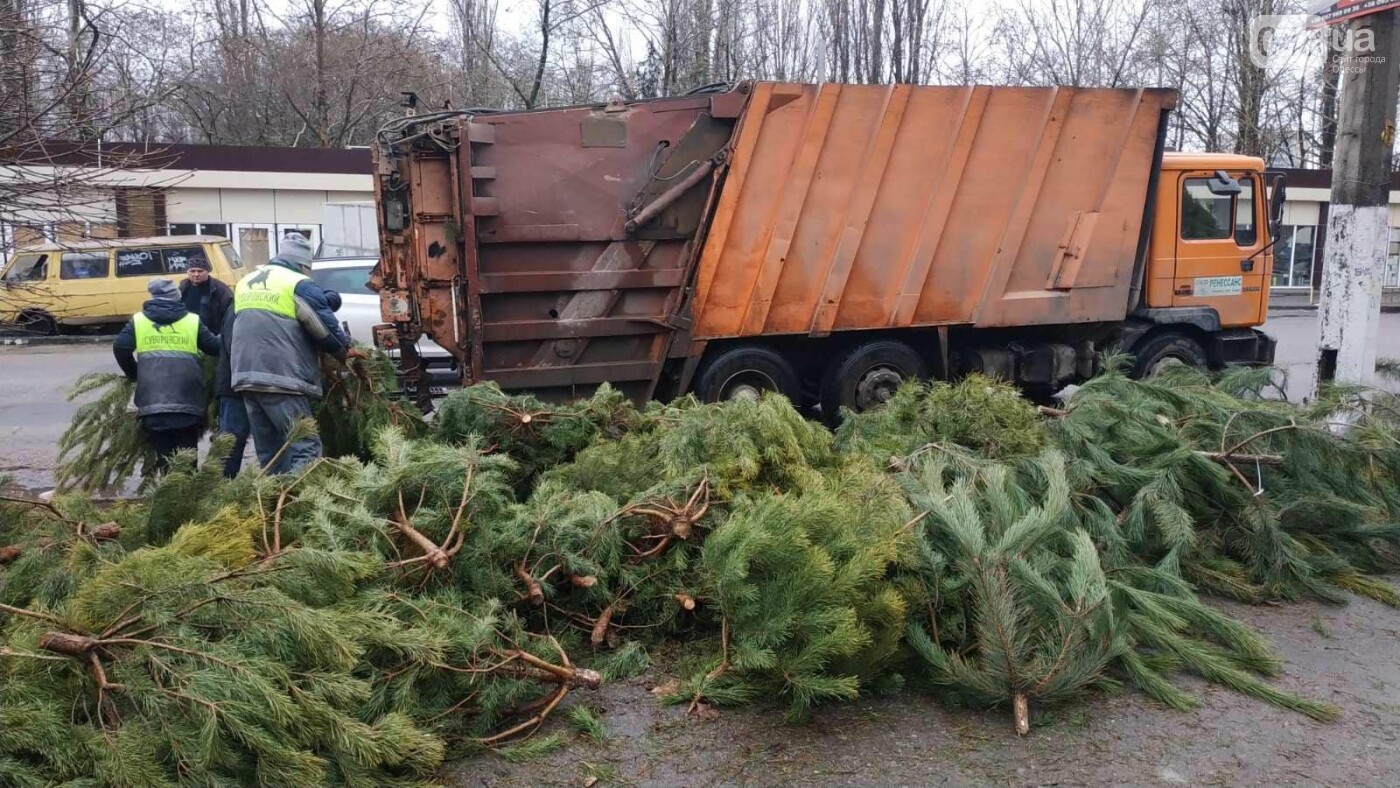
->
<box><xmin>1130</xmin><ymin>332</ymin><xmax>1208</xmax><ymax>378</ymax></box>
<box><xmin>694</xmin><ymin>346</ymin><xmax>802</xmax><ymax>404</ymax></box>
<box><xmin>820</xmin><ymin>340</ymin><xmax>927</xmax><ymax>425</ymax></box>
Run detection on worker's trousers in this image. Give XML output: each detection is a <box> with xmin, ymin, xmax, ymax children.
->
<box><xmin>243</xmin><ymin>391</ymin><xmax>321</xmax><ymax>475</ymax></box>
<box><xmin>218</xmin><ymin>396</ymin><xmax>251</xmax><ymax>479</ymax></box>
<box><xmin>145</xmin><ymin>424</ymin><xmax>203</xmax><ymax>474</ymax></box>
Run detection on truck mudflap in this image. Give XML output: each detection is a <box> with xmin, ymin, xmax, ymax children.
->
<box><xmin>1213</xmin><ymin>328</ymin><xmax>1275</xmax><ymax>367</ymax></box>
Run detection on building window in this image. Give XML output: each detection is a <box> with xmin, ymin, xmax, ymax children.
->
<box><xmin>1271</xmin><ymin>225</ymin><xmax>1317</xmax><ymax>289</ymax></box>
<box><xmin>277</xmin><ymin>225</ymin><xmax>319</xmax><ymax>254</ymax></box>
<box><xmin>1385</xmin><ymin>227</ymin><xmax>1400</xmax><ymax>289</ymax></box>
<box><xmin>236</xmin><ymin>226</ymin><xmax>272</xmax><ymax>268</ymax></box>
<box><xmin>169</xmin><ymin>223</ymin><xmax>230</xmax><ymax>238</ymax></box>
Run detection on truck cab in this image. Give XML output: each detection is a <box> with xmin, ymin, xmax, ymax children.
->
<box><xmin>1126</xmin><ymin>153</ymin><xmax>1281</xmax><ymax>376</ymax></box>
<box><xmin>1149</xmin><ymin>153</ymin><xmax>1277</xmax><ymax>326</ymax></box>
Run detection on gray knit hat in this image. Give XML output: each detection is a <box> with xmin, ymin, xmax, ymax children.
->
<box><xmin>277</xmin><ymin>232</ymin><xmax>314</xmax><ymax>270</ymax></box>
<box><xmin>147</xmin><ymin>278</ymin><xmax>180</xmax><ymax>301</ymax></box>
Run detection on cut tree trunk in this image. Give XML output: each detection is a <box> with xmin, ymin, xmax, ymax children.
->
<box><xmin>38</xmin><ymin>631</ymin><xmax>99</xmax><ymax>657</ymax></box>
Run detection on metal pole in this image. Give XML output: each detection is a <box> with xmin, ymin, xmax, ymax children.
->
<box><xmin>1314</xmin><ymin>9</ymin><xmax>1400</xmax><ymax>394</ymax></box>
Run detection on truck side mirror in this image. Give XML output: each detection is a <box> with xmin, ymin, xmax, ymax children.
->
<box><xmin>1206</xmin><ymin>170</ymin><xmax>1242</xmax><ymax>196</ymax></box>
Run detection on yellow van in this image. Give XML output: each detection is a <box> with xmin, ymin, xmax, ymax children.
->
<box><xmin>0</xmin><ymin>236</ymin><xmax>245</xmax><ymax>334</ymax></box>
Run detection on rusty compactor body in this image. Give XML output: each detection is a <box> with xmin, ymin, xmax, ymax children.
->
<box><xmin>372</xmin><ymin>82</ymin><xmax>1277</xmax><ymax>412</ymax></box>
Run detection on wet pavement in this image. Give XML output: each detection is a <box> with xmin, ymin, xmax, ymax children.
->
<box><xmin>458</xmin><ymin>592</ymin><xmax>1400</xmax><ymax>786</ymax></box>
<box><xmin>0</xmin><ymin>343</ymin><xmax>110</xmax><ymax>490</ymax></box>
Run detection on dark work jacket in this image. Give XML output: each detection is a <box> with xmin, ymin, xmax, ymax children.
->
<box><xmin>219</xmin><ymin>288</ymin><xmax>341</xmax><ymax>400</ymax></box>
<box><xmin>179</xmin><ymin>277</ymin><xmax>234</xmax><ymax>335</ymax></box>
<box><xmin>113</xmin><ymin>299</ymin><xmax>220</xmax><ymax>429</ymax></box>
<box><xmin>230</xmin><ymin>260</ymin><xmax>350</xmax><ymax>397</ymax></box>
<box><xmin>216</xmin><ymin>309</ymin><xmax>236</xmax><ymax>398</ymax></box>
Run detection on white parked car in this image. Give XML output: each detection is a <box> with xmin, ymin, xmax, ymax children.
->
<box><xmin>309</xmin><ymin>258</ymin><xmax>451</xmax><ymax>365</ymax></box>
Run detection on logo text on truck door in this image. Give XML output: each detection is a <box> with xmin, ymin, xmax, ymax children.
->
<box><xmin>1193</xmin><ymin>276</ymin><xmax>1243</xmax><ymax>297</ymax></box>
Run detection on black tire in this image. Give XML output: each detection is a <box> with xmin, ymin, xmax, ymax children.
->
<box><xmin>16</xmin><ymin>309</ymin><xmax>58</xmax><ymax>336</ymax></box>
<box><xmin>819</xmin><ymin>340</ymin><xmax>927</xmax><ymax>425</ymax></box>
<box><xmin>693</xmin><ymin>345</ymin><xmax>802</xmax><ymax>404</ymax></box>
<box><xmin>1130</xmin><ymin>332</ymin><xmax>1208</xmax><ymax>378</ymax></box>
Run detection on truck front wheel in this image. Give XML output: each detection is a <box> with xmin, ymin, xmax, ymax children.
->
<box><xmin>1130</xmin><ymin>332</ymin><xmax>1208</xmax><ymax>378</ymax></box>
<box><xmin>820</xmin><ymin>340</ymin><xmax>927</xmax><ymax>425</ymax></box>
<box><xmin>694</xmin><ymin>346</ymin><xmax>802</xmax><ymax>404</ymax></box>
<box><xmin>16</xmin><ymin>309</ymin><xmax>58</xmax><ymax>336</ymax></box>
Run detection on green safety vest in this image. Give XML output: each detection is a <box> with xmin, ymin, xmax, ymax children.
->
<box><xmin>133</xmin><ymin>312</ymin><xmax>200</xmax><ymax>355</ymax></box>
<box><xmin>235</xmin><ymin>264</ymin><xmax>306</xmax><ymax>319</ymax></box>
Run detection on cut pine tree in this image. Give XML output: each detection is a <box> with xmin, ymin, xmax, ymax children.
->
<box><xmin>9</xmin><ymin>357</ymin><xmax>1400</xmax><ymax>778</ymax></box>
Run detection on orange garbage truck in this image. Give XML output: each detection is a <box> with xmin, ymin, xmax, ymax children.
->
<box><xmin>371</xmin><ymin>82</ymin><xmax>1282</xmax><ymax>415</ymax></box>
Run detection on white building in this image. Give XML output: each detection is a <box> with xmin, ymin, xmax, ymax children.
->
<box><xmin>1266</xmin><ymin>168</ymin><xmax>1400</xmax><ymax>305</ymax></box>
<box><xmin>1</xmin><ymin>143</ymin><xmax>374</xmax><ymax>268</ymax></box>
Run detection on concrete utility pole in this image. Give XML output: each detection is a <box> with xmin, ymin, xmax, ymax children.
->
<box><xmin>1315</xmin><ymin>9</ymin><xmax>1400</xmax><ymax>394</ymax></box>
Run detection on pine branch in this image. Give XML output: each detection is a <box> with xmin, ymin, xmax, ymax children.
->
<box><xmin>0</xmin><ymin>602</ymin><xmax>71</xmax><ymax>628</ymax></box>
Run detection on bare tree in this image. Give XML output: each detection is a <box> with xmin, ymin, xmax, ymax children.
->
<box><xmin>446</xmin><ymin>0</ymin><xmax>508</xmax><ymax>106</ymax></box>
<box><xmin>998</xmin><ymin>0</ymin><xmax>1152</xmax><ymax>88</ymax></box>
<box><xmin>752</xmin><ymin>0</ymin><xmax>820</xmax><ymax>82</ymax></box>
<box><xmin>472</xmin><ymin>0</ymin><xmax>610</xmax><ymax>109</ymax></box>
<box><xmin>167</xmin><ymin>0</ymin><xmax>453</xmax><ymax>146</ymax></box>
<box><xmin>264</xmin><ymin>0</ymin><xmax>442</xmax><ymax>146</ymax></box>
<box><xmin>1137</xmin><ymin>1</ymin><xmax>1235</xmax><ymax>152</ymax></box>
<box><xmin>0</xmin><ymin>0</ymin><xmax>1355</xmax><ymax>168</ymax></box>
<box><xmin>937</xmin><ymin>4</ymin><xmax>994</xmax><ymax>84</ymax></box>
<box><xmin>1224</xmin><ymin>0</ymin><xmax>1276</xmax><ymax>157</ymax></box>
<box><xmin>2</xmin><ymin>1</ymin><xmax>181</xmax><ymax>245</ymax></box>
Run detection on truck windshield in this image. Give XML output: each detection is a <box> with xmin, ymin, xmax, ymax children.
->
<box><xmin>311</xmin><ymin>266</ymin><xmax>375</xmax><ymax>295</ymax></box>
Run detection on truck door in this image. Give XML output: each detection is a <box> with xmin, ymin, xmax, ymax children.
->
<box><xmin>1171</xmin><ymin>171</ymin><xmax>1267</xmax><ymax>327</ymax></box>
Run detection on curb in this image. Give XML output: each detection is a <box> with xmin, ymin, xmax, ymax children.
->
<box><xmin>0</xmin><ymin>334</ymin><xmax>115</xmax><ymax>347</ymax></box>
<box><xmin>1269</xmin><ymin>305</ymin><xmax>1400</xmax><ymax>314</ymax></box>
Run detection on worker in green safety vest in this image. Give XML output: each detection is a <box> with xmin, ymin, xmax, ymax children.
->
<box><xmin>229</xmin><ymin>232</ymin><xmax>359</xmax><ymax>474</ymax></box>
<box><xmin>113</xmin><ymin>278</ymin><xmax>221</xmax><ymax>472</ymax></box>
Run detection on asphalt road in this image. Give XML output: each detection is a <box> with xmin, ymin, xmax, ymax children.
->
<box><xmin>3</xmin><ymin>310</ymin><xmax>1397</xmax><ymax>491</ymax></box>
<box><xmin>1264</xmin><ymin>309</ymin><xmax>1400</xmax><ymax>400</ymax></box>
<box><xmin>0</xmin><ymin>343</ymin><xmax>114</xmax><ymax>490</ymax></box>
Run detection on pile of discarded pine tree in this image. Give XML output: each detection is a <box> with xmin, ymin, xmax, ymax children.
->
<box><xmin>4</xmin><ymin>357</ymin><xmax>1400</xmax><ymax>783</ymax></box>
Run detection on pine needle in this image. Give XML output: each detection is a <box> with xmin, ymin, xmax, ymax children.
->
<box><xmin>494</xmin><ymin>732</ymin><xmax>567</xmax><ymax>763</ymax></box>
<box><xmin>567</xmin><ymin>705</ymin><xmax>608</xmax><ymax>743</ymax></box>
